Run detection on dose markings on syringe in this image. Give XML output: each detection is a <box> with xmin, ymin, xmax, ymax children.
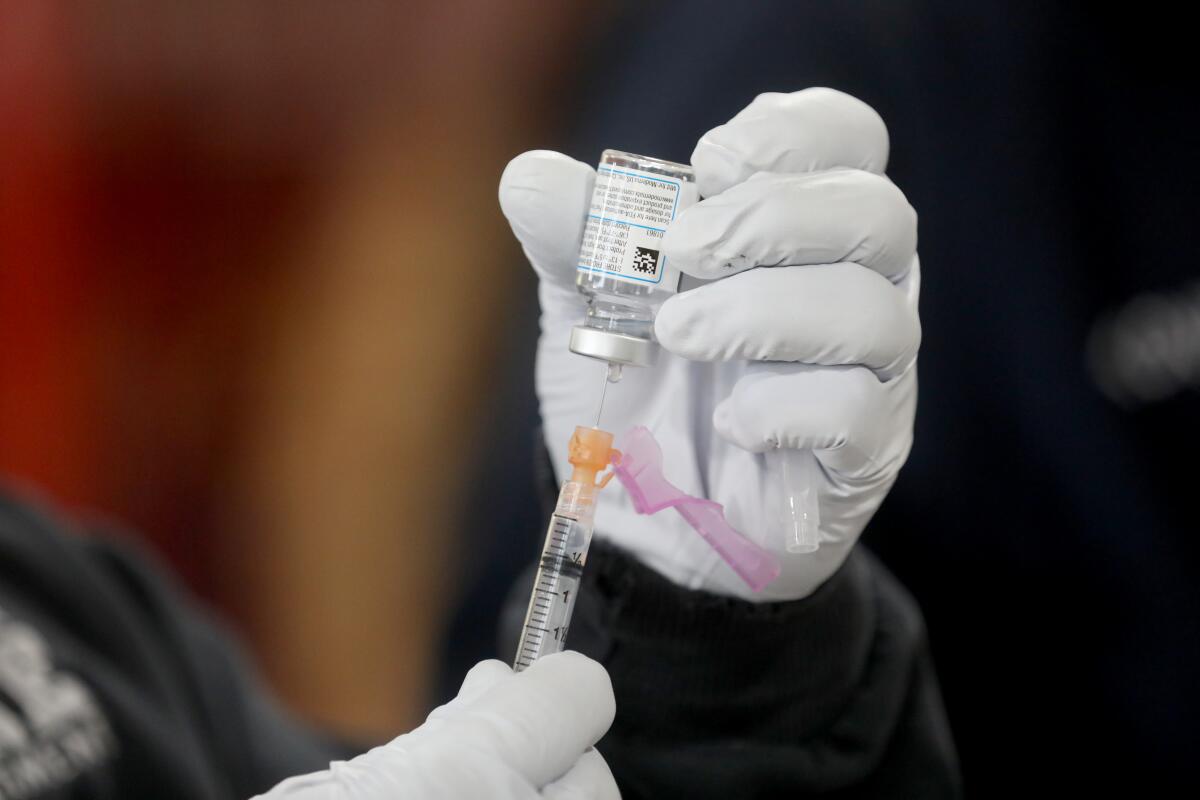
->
<box><xmin>546</xmin><ymin>516</ymin><xmax>572</xmax><ymax>559</ymax></box>
<box><xmin>515</xmin><ymin>516</ymin><xmax>582</xmax><ymax>670</ymax></box>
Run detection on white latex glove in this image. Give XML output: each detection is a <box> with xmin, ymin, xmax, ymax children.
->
<box><xmin>499</xmin><ymin>88</ymin><xmax>920</xmax><ymax>602</ymax></box>
<box><xmin>255</xmin><ymin>652</ymin><xmax>618</xmax><ymax>800</ymax></box>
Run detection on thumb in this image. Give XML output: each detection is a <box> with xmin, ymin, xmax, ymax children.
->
<box><xmin>444</xmin><ymin>651</ymin><xmax>615</xmax><ymax>789</ymax></box>
<box><xmin>499</xmin><ymin>150</ymin><xmax>594</xmax><ymax>298</ymax></box>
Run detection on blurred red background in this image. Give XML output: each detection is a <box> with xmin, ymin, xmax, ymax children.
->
<box><xmin>0</xmin><ymin>0</ymin><xmax>591</xmax><ymax>737</ymax></box>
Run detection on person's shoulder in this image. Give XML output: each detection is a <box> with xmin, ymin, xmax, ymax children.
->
<box><xmin>0</xmin><ymin>486</ymin><xmax>125</xmax><ymax>796</ymax></box>
<box><xmin>0</xmin><ymin>484</ymin><xmax>169</xmax><ymax>589</ymax></box>
<box><xmin>0</xmin><ymin>484</ymin><xmax>91</xmax><ymax>567</ymax></box>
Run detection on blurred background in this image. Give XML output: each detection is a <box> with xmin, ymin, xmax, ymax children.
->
<box><xmin>1</xmin><ymin>1</ymin><xmax>1196</xmax><ymax>797</ymax></box>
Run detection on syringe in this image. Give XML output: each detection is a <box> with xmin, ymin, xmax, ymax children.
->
<box><xmin>513</xmin><ymin>425</ymin><xmax>617</xmax><ymax>671</ymax></box>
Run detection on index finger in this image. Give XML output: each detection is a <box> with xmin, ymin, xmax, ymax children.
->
<box><xmin>692</xmin><ymin>88</ymin><xmax>890</xmax><ymax>197</ymax></box>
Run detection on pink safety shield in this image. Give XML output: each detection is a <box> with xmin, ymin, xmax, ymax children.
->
<box><xmin>610</xmin><ymin>426</ymin><xmax>780</xmax><ymax>592</ymax></box>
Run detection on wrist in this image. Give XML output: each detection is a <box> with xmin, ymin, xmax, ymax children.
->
<box><xmin>569</xmin><ymin>541</ymin><xmax>876</xmax><ymax>740</ymax></box>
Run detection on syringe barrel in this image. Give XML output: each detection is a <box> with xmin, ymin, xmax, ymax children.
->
<box><xmin>512</xmin><ymin>481</ymin><xmax>598</xmax><ymax>672</ymax></box>
<box><xmin>553</xmin><ymin>480</ymin><xmax>599</xmax><ymax>531</ymax></box>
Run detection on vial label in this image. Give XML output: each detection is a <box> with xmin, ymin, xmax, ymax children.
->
<box><xmin>577</xmin><ymin>165</ymin><xmax>698</xmax><ymax>288</ymax></box>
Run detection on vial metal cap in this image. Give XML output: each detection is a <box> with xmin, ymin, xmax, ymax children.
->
<box><xmin>569</xmin><ymin>326</ymin><xmax>658</xmax><ymax>368</ymax></box>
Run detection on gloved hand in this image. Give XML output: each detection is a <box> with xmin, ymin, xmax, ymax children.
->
<box><xmin>499</xmin><ymin>88</ymin><xmax>920</xmax><ymax>602</ymax></box>
<box><xmin>255</xmin><ymin>652</ymin><xmax>618</xmax><ymax>799</ymax></box>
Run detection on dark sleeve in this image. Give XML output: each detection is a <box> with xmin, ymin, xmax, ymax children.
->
<box><xmin>505</xmin><ymin>539</ymin><xmax>961</xmax><ymax>799</ymax></box>
<box><xmin>79</xmin><ymin>532</ymin><xmax>360</xmax><ymax>791</ymax></box>
<box><xmin>0</xmin><ymin>491</ymin><xmax>353</xmax><ymax>799</ymax></box>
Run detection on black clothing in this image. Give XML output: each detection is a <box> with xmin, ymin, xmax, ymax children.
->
<box><xmin>2</xmin><ymin>486</ymin><xmax>958</xmax><ymax>798</ymax></box>
<box><xmin>503</xmin><ymin>541</ymin><xmax>960</xmax><ymax>799</ymax></box>
<box><xmin>0</xmin><ymin>492</ymin><xmax>344</xmax><ymax>800</ymax></box>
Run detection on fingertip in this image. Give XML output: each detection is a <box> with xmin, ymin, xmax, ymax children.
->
<box><xmin>793</xmin><ymin>87</ymin><xmax>890</xmax><ymax>169</ymax></box>
<box><xmin>663</xmin><ymin>188</ymin><xmax>765</xmax><ymax>280</ymax></box>
<box><xmin>499</xmin><ymin>149</ymin><xmax>584</xmax><ymax>186</ymax></box>
<box><xmin>691</xmin><ymin>135</ymin><xmax>748</xmax><ymax>198</ymax></box>
<box><xmin>654</xmin><ymin>291</ymin><xmax>716</xmax><ymax>361</ymax></box>
<box><xmin>457</xmin><ymin>659</ymin><xmax>513</xmax><ymax>703</ymax></box>
<box><xmin>525</xmin><ymin>651</ymin><xmax>615</xmax><ymax>728</ymax></box>
<box><xmin>712</xmin><ymin>396</ymin><xmax>763</xmax><ymax>453</ymax></box>
<box><xmin>498</xmin><ymin>150</ymin><xmax>592</xmax><ymax>218</ymax></box>
<box><xmin>661</xmin><ymin>205</ymin><xmax>711</xmax><ymax>278</ymax></box>
<box><xmin>714</xmin><ymin>381</ymin><xmax>774</xmax><ymax>455</ymax></box>
<box><xmin>498</xmin><ymin>150</ymin><xmax>595</xmax><ymax>287</ymax></box>
<box><xmin>541</xmin><ymin>749</ymin><xmax>620</xmax><ymax>800</ymax></box>
<box><xmin>690</xmin><ymin>87</ymin><xmax>891</xmax><ymax>195</ymax></box>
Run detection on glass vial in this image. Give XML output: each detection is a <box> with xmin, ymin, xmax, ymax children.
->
<box><xmin>570</xmin><ymin>149</ymin><xmax>698</xmax><ymax>367</ymax></box>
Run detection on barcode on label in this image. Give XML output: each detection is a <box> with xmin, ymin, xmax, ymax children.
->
<box><xmin>632</xmin><ymin>246</ymin><xmax>659</xmax><ymax>275</ymax></box>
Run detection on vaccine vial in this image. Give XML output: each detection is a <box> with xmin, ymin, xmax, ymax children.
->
<box><xmin>570</xmin><ymin>149</ymin><xmax>698</xmax><ymax>369</ymax></box>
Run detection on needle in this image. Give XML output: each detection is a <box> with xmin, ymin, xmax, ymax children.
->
<box><xmin>594</xmin><ymin>362</ymin><xmax>610</xmax><ymax>427</ymax></box>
